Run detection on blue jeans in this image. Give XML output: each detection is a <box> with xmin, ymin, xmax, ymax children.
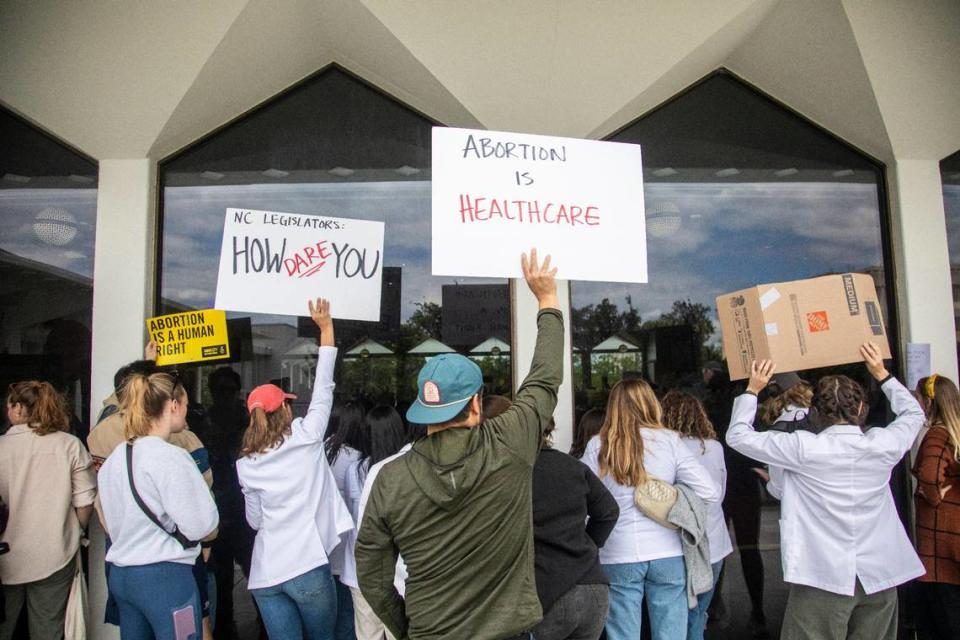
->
<box><xmin>334</xmin><ymin>578</ymin><xmax>355</xmax><ymax>640</ymax></box>
<box><xmin>250</xmin><ymin>564</ymin><xmax>337</xmax><ymax>640</ymax></box>
<box><xmin>108</xmin><ymin>562</ymin><xmax>202</xmax><ymax>640</ymax></box>
<box><xmin>603</xmin><ymin>556</ymin><xmax>687</xmax><ymax>640</ymax></box>
<box><xmin>687</xmin><ymin>561</ymin><xmax>723</xmax><ymax>640</ymax></box>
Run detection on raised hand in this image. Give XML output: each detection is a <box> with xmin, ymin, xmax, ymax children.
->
<box><xmin>747</xmin><ymin>359</ymin><xmax>776</xmax><ymax>395</ymax></box>
<box><xmin>860</xmin><ymin>342</ymin><xmax>889</xmax><ymax>381</ymax></box>
<box><xmin>521</xmin><ymin>248</ymin><xmax>559</xmax><ymax>310</ymax></box>
<box><xmin>308</xmin><ymin>298</ymin><xmax>335</xmax><ymax>347</ymax></box>
<box><xmin>144</xmin><ymin>340</ymin><xmax>158</xmax><ymax>362</ymax></box>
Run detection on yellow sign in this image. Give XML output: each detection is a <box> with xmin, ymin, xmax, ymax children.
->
<box><xmin>146</xmin><ymin>309</ymin><xmax>231</xmax><ymax>366</ymax></box>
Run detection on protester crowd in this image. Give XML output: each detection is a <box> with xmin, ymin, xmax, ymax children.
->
<box><xmin>0</xmin><ymin>250</ymin><xmax>958</xmax><ymax>640</ymax></box>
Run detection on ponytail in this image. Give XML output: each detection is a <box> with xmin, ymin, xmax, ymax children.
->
<box><xmin>6</xmin><ymin>381</ymin><xmax>70</xmax><ymax>435</ymax></box>
<box><xmin>241</xmin><ymin>406</ymin><xmax>291</xmax><ymax>457</ymax></box>
<box><xmin>119</xmin><ymin>372</ymin><xmax>185</xmax><ymax>441</ymax></box>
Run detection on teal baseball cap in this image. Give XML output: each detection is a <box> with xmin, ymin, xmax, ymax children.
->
<box><xmin>406</xmin><ymin>354</ymin><xmax>483</xmax><ymax>425</ymax></box>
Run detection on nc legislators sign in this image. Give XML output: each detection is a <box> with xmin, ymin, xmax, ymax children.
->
<box><xmin>214</xmin><ymin>208</ymin><xmax>384</xmax><ymax>320</ymax></box>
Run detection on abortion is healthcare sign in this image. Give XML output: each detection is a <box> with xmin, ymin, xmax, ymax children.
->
<box><xmin>214</xmin><ymin>209</ymin><xmax>384</xmax><ymax>320</ymax></box>
<box><xmin>432</xmin><ymin>127</ymin><xmax>646</xmax><ymax>283</ymax></box>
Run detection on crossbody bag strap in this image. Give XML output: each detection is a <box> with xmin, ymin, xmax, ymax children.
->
<box><xmin>125</xmin><ymin>443</ymin><xmax>200</xmax><ymax>550</ymax></box>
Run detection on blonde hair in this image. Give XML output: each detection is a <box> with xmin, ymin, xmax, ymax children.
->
<box><xmin>661</xmin><ymin>390</ymin><xmax>715</xmax><ymax>453</ymax></box>
<box><xmin>119</xmin><ymin>372</ymin><xmax>186</xmax><ymax>440</ymax></box>
<box><xmin>920</xmin><ymin>375</ymin><xmax>960</xmax><ymax>460</ymax></box>
<box><xmin>6</xmin><ymin>381</ymin><xmax>70</xmax><ymax>436</ymax></box>
<box><xmin>759</xmin><ymin>383</ymin><xmax>813</xmax><ymax>426</ymax></box>
<box><xmin>241</xmin><ymin>406</ymin><xmax>292</xmax><ymax>457</ymax></box>
<box><xmin>598</xmin><ymin>379</ymin><xmax>663</xmax><ymax>486</ymax></box>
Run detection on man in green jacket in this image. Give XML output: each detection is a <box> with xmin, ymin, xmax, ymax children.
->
<box><xmin>356</xmin><ymin>250</ymin><xmax>563</xmax><ymax>640</ymax></box>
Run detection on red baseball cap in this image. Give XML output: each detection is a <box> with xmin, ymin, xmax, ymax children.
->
<box><xmin>247</xmin><ymin>384</ymin><xmax>297</xmax><ymax>413</ymax></box>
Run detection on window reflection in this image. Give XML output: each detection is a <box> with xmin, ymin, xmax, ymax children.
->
<box><xmin>571</xmin><ymin>72</ymin><xmax>892</xmax><ymax>639</ymax></box>
<box><xmin>0</xmin><ymin>109</ymin><xmax>98</xmax><ymax>440</ymax></box>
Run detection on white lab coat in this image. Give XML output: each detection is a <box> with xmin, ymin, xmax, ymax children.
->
<box><xmin>237</xmin><ymin>346</ymin><xmax>355</xmax><ymax>589</ymax></box>
<box><xmin>726</xmin><ymin>377</ymin><xmax>925</xmax><ymax>595</ymax></box>
<box><xmin>766</xmin><ymin>405</ymin><xmax>810</xmax><ymax>500</ymax></box>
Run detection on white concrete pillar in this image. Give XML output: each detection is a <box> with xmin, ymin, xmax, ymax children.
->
<box><xmin>512</xmin><ymin>278</ymin><xmax>574</xmax><ymax>453</ymax></box>
<box><xmin>88</xmin><ymin>158</ymin><xmax>157</xmax><ymax>640</ymax></box>
<box><xmin>889</xmin><ymin>159</ymin><xmax>958</xmax><ymax>381</ymax></box>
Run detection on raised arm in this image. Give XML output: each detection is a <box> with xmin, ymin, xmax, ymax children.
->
<box><xmin>726</xmin><ymin>360</ymin><xmax>808</xmax><ymax>471</ymax></box>
<box><xmin>859</xmin><ymin>342</ymin><xmax>925</xmax><ymax>460</ymax></box>
<box><xmin>299</xmin><ymin>297</ymin><xmax>338</xmax><ymax>442</ymax></box>
<box><xmin>487</xmin><ymin>250</ymin><xmax>564</xmax><ymax>463</ymax></box>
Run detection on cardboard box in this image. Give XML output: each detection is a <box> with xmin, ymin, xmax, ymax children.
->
<box><xmin>716</xmin><ymin>273</ymin><xmax>891</xmax><ymax>380</ymax></box>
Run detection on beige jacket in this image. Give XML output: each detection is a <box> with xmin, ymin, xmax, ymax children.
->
<box><xmin>0</xmin><ymin>425</ymin><xmax>97</xmax><ymax>584</ymax></box>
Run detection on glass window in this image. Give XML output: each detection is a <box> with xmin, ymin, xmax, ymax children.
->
<box><xmin>570</xmin><ymin>72</ymin><xmax>893</xmax><ymax>637</ymax></box>
<box><xmin>0</xmin><ymin>109</ymin><xmax>98</xmax><ymax>440</ymax></box>
<box><xmin>160</xmin><ymin>69</ymin><xmax>516</xmax><ymax>419</ymax></box>
<box><xmin>160</xmin><ymin>69</ymin><xmax>512</xmax><ymax>411</ymax></box>
<box><xmin>941</xmin><ymin>150</ymin><xmax>960</xmax><ymax>359</ymax></box>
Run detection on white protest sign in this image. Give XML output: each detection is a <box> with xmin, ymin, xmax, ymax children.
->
<box><xmin>432</xmin><ymin>127</ymin><xmax>646</xmax><ymax>282</ymax></box>
<box><xmin>906</xmin><ymin>342</ymin><xmax>931</xmax><ymax>390</ymax></box>
<box><xmin>214</xmin><ymin>208</ymin><xmax>384</xmax><ymax>320</ymax></box>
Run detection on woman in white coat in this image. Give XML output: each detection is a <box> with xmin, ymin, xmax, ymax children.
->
<box><xmin>236</xmin><ymin>298</ymin><xmax>353</xmax><ymax>640</ymax></box>
<box><xmin>583</xmin><ymin>379</ymin><xmax>720</xmax><ymax>640</ymax></box>
<box><xmin>726</xmin><ymin>343</ymin><xmax>925</xmax><ymax>640</ymax></box>
<box><xmin>661</xmin><ymin>390</ymin><xmax>734</xmax><ymax>640</ymax></box>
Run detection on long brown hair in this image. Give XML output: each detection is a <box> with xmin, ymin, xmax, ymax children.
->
<box><xmin>241</xmin><ymin>405</ymin><xmax>292</xmax><ymax>456</ymax></box>
<box><xmin>598</xmin><ymin>379</ymin><xmax>663</xmax><ymax>486</ymax></box>
<box><xmin>760</xmin><ymin>383</ymin><xmax>813</xmax><ymax>426</ymax></box>
<box><xmin>120</xmin><ymin>372</ymin><xmax>186</xmax><ymax>440</ymax></box>
<box><xmin>570</xmin><ymin>408</ymin><xmax>605</xmax><ymax>459</ymax></box>
<box><xmin>6</xmin><ymin>381</ymin><xmax>70</xmax><ymax>435</ymax></box>
<box><xmin>661</xmin><ymin>390</ymin><xmax>715</xmax><ymax>453</ymax></box>
<box><xmin>813</xmin><ymin>375</ymin><xmax>865</xmax><ymax>426</ymax></box>
<box><xmin>919</xmin><ymin>375</ymin><xmax>960</xmax><ymax>460</ymax></box>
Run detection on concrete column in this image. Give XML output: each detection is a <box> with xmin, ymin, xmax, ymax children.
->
<box><xmin>888</xmin><ymin>159</ymin><xmax>958</xmax><ymax>381</ymax></box>
<box><xmin>512</xmin><ymin>277</ymin><xmax>574</xmax><ymax>453</ymax></box>
<box><xmin>88</xmin><ymin>158</ymin><xmax>157</xmax><ymax>640</ymax></box>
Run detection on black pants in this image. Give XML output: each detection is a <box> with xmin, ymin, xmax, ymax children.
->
<box><xmin>531</xmin><ymin>583</ymin><xmax>608</xmax><ymax>640</ymax></box>
<box><xmin>718</xmin><ymin>479</ymin><xmax>765</xmax><ymax>617</ymax></box>
<box><xmin>914</xmin><ymin>581</ymin><xmax>960</xmax><ymax>640</ymax></box>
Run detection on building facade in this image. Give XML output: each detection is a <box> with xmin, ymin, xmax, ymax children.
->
<box><xmin>2</xmin><ymin>1</ymin><xmax>959</xmax><ymax>638</ymax></box>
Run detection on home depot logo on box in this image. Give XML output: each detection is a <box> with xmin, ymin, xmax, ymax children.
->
<box><xmin>807</xmin><ymin>311</ymin><xmax>830</xmax><ymax>332</ymax></box>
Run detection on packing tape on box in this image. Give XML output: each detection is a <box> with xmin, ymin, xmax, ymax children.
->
<box><xmin>765</xmin><ymin>322</ymin><xmax>779</xmax><ymax>336</ymax></box>
<box><xmin>759</xmin><ymin>287</ymin><xmax>781</xmax><ymax>311</ymax></box>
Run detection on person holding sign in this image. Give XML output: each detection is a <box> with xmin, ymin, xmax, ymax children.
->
<box><xmin>355</xmin><ymin>250</ymin><xmax>563</xmax><ymax>640</ymax></box>
<box><xmin>725</xmin><ymin>345</ymin><xmax>925</xmax><ymax>640</ymax></box>
<box><xmin>235</xmin><ymin>298</ymin><xmax>353</xmax><ymax>640</ymax></box>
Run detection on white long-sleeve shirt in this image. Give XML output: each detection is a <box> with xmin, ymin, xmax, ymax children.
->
<box><xmin>236</xmin><ymin>346</ymin><xmax>355</xmax><ymax>589</ymax></box>
<box><xmin>680</xmin><ymin>438</ymin><xmax>734</xmax><ymax>563</ymax></box>
<box><xmin>356</xmin><ymin>443</ymin><xmax>412</xmax><ymax>595</ymax></box>
<box><xmin>328</xmin><ymin>445</ymin><xmax>362</xmax><ymax>577</ymax></box>
<box><xmin>583</xmin><ymin>430</ymin><xmax>720</xmax><ymax>564</ymax></box>
<box><xmin>100</xmin><ymin>436</ymin><xmax>218</xmax><ymax>567</ymax></box>
<box><xmin>726</xmin><ymin>377</ymin><xmax>925</xmax><ymax>595</ymax></box>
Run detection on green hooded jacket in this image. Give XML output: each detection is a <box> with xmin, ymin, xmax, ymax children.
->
<box><xmin>356</xmin><ymin>308</ymin><xmax>564</xmax><ymax>640</ymax></box>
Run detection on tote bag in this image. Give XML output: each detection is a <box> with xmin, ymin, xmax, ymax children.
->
<box><xmin>64</xmin><ymin>552</ymin><xmax>87</xmax><ymax>640</ymax></box>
